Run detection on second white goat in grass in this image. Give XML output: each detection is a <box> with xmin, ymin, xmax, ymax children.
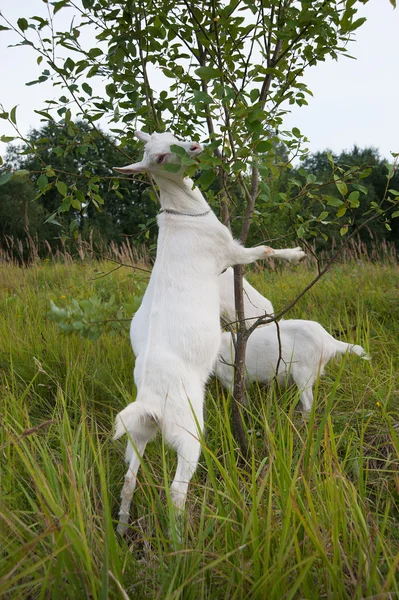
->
<box><xmin>215</xmin><ymin>321</ymin><xmax>370</xmax><ymax>413</ymax></box>
<box><xmin>112</xmin><ymin>130</ymin><xmax>305</xmax><ymax>534</ymax></box>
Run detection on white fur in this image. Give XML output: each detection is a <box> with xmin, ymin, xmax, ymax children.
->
<box><xmin>214</xmin><ymin>320</ymin><xmax>370</xmax><ymax>412</ymax></box>
<box><xmin>219</xmin><ymin>267</ymin><xmax>275</xmax><ymax>329</ymax></box>
<box><xmin>219</xmin><ymin>267</ymin><xmax>275</xmax><ymax>328</ymax></box>
<box><xmin>219</xmin><ymin>252</ymin><xmax>304</xmax><ymax>329</ymax></box>
<box><xmin>113</xmin><ymin>131</ymin><xmax>289</xmax><ymax>534</ymax></box>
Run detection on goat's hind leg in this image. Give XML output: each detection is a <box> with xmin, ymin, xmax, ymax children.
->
<box><xmin>291</xmin><ymin>367</ymin><xmax>315</xmax><ymax>415</ymax></box>
<box><xmin>166</xmin><ymin>426</ymin><xmax>202</xmax><ymax>542</ymax></box>
<box><xmin>117</xmin><ymin>427</ymin><xmax>155</xmax><ymax>536</ymax></box>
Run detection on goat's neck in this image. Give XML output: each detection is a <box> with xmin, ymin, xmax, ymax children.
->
<box><xmin>154</xmin><ymin>176</ymin><xmax>209</xmax><ymax>214</ymax></box>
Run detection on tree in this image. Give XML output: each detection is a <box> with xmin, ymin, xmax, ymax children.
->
<box><xmin>298</xmin><ymin>147</ymin><xmax>399</xmax><ymax>250</ymax></box>
<box><xmin>0</xmin><ymin>175</ymin><xmax>51</xmax><ymax>261</ymax></box>
<box><xmin>3</xmin><ymin>121</ymin><xmax>159</xmax><ymax>251</ymax></box>
<box><xmin>1</xmin><ymin>0</ymin><xmax>398</xmax><ymax>454</ymax></box>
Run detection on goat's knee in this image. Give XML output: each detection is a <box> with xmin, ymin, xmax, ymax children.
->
<box><xmin>299</xmin><ymin>389</ymin><xmax>314</xmax><ymax>414</ymax></box>
<box><xmin>117</xmin><ymin>476</ymin><xmax>136</xmax><ymax>535</ymax></box>
<box><xmin>170</xmin><ymin>481</ymin><xmax>190</xmax><ymax>511</ymax></box>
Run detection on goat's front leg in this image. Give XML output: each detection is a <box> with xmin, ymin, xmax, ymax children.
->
<box><xmin>267</xmin><ymin>247</ymin><xmax>306</xmax><ymax>264</ymax></box>
<box><xmin>225</xmin><ymin>242</ymin><xmax>306</xmax><ymax>269</ymax></box>
<box><xmin>226</xmin><ymin>241</ymin><xmax>276</xmax><ymax>267</ymax></box>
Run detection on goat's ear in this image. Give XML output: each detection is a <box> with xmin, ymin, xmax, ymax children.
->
<box><xmin>135</xmin><ymin>130</ymin><xmax>151</xmax><ymax>142</ymax></box>
<box><xmin>113</xmin><ymin>162</ymin><xmax>147</xmax><ymax>174</ymax></box>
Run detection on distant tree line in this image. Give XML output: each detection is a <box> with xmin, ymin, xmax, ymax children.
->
<box><xmin>1</xmin><ymin>121</ymin><xmax>398</xmax><ymax>261</ymax></box>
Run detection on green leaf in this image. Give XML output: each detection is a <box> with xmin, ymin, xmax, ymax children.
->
<box><xmin>346</xmin><ymin>17</ymin><xmax>367</xmax><ymax>33</ymax></box>
<box><xmin>191</xmin><ymin>90</ymin><xmax>213</xmax><ymax>104</ymax></box>
<box><xmin>388</xmin><ymin>189</ymin><xmax>399</xmax><ymax>196</ymax></box>
<box><xmin>56</xmin><ymin>180</ymin><xmax>68</xmax><ymax>197</ymax></box>
<box><xmin>106</xmin><ymin>83</ymin><xmax>117</xmax><ymax>97</ymax></box>
<box><xmin>71</xmin><ymin>198</ymin><xmax>82</xmax><ymax>210</ymax></box>
<box><xmin>10</xmin><ymin>105</ymin><xmax>17</xmax><ymax>125</ymax></box>
<box><xmin>163</xmin><ymin>163</ymin><xmax>181</xmax><ymax>173</ymax></box>
<box><xmin>334</xmin><ymin>175</ymin><xmax>348</xmax><ymax>196</ymax></box>
<box><xmin>337</xmin><ymin>205</ymin><xmax>347</xmax><ymax>218</ymax></box>
<box><xmin>0</xmin><ymin>135</ymin><xmax>16</xmax><ymax>143</ymax></box>
<box><xmin>0</xmin><ymin>171</ymin><xmax>13</xmax><ymax>186</ymax></box>
<box><xmin>348</xmin><ymin>191</ymin><xmax>360</xmax><ymax>208</ymax></box>
<box><xmin>256</xmin><ymin>140</ymin><xmax>272</xmax><ymax>153</ymax></box>
<box><xmin>64</xmin><ymin>57</ymin><xmax>75</xmax><ymax>72</ymax></box>
<box><xmin>76</xmin><ymin>190</ymin><xmax>85</xmax><ymax>203</ymax></box>
<box><xmin>44</xmin><ymin>213</ymin><xmax>59</xmax><ymax>225</ymax></box>
<box><xmin>34</xmin><ymin>110</ymin><xmax>53</xmax><ymax>121</ymax></box>
<box><xmin>53</xmin><ymin>0</ymin><xmax>70</xmax><ymax>15</ymax></box>
<box><xmin>37</xmin><ymin>174</ymin><xmax>48</xmax><ymax>191</ymax></box>
<box><xmin>59</xmin><ymin>197</ymin><xmax>72</xmax><ymax>211</ymax></box>
<box><xmin>197</xmin><ymin>169</ymin><xmax>215</xmax><ymax>191</ymax></box>
<box><xmin>326</xmin><ymin>196</ymin><xmax>343</xmax><ymax>207</ymax></box>
<box><xmin>358</xmin><ymin>167</ymin><xmax>373</xmax><ymax>179</ymax></box>
<box><xmin>82</xmin><ymin>82</ymin><xmax>92</xmax><ymax>96</ymax></box>
<box><xmin>93</xmin><ymin>194</ymin><xmax>104</xmax><ymax>205</ymax></box>
<box><xmin>391</xmin><ymin>211</ymin><xmax>399</xmax><ymax>218</ymax></box>
<box><xmin>194</xmin><ymin>66</ymin><xmax>222</xmax><ymax>82</ymax></box>
<box><xmin>340</xmin><ymin>224</ymin><xmax>348</xmax><ymax>236</ymax></box>
<box><xmin>170</xmin><ymin>144</ymin><xmax>188</xmax><ymax>158</ymax></box>
<box><xmin>386</xmin><ymin>162</ymin><xmax>394</xmax><ymax>179</ymax></box>
<box><xmin>17</xmin><ymin>18</ymin><xmax>29</xmax><ymax>32</ymax></box>
<box><xmin>352</xmin><ymin>183</ymin><xmax>368</xmax><ymax>194</ymax></box>
<box><xmin>292</xmin><ymin>127</ymin><xmax>301</xmax><ymax>138</ymax></box>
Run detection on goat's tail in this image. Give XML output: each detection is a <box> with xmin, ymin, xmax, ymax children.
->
<box><xmin>335</xmin><ymin>339</ymin><xmax>371</xmax><ymax>361</ymax></box>
<box><xmin>113</xmin><ymin>402</ymin><xmax>160</xmax><ymax>440</ymax></box>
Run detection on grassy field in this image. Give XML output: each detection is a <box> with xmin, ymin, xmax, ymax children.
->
<box><xmin>0</xmin><ymin>257</ymin><xmax>398</xmax><ymax>599</ymax></box>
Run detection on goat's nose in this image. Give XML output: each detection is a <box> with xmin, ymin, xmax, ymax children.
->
<box><xmin>189</xmin><ymin>143</ymin><xmax>202</xmax><ymax>152</ymax></box>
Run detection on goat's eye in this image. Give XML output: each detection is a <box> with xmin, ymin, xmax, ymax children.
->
<box><xmin>156</xmin><ymin>155</ymin><xmax>165</xmax><ymax>164</ymax></box>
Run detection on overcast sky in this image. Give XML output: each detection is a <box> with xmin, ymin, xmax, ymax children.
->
<box><xmin>1</xmin><ymin>0</ymin><xmax>398</xmax><ymax>160</ymax></box>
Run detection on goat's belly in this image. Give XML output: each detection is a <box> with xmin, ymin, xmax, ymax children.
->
<box><xmin>130</xmin><ymin>305</ymin><xmax>149</xmax><ymax>358</ymax></box>
<box><xmin>159</xmin><ymin>319</ymin><xmax>221</xmax><ymax>369</ymax></box>
<box><xmin>137</xmin><ymin>349</ymin><xmax>208</xmax><ymax>400</ymax></box>
<box><xmin>246</xmin><ymin>345</ymin><xmax>295</xmax><ymax>384</ymax></box>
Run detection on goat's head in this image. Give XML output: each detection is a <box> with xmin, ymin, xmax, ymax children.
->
<box><xmin>114</xmin><ymin>130</ymin><xmax>202</xmax><ymax>177</ymax></box>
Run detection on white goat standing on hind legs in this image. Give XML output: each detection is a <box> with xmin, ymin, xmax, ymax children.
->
<box><xmin>112</xmin><ymin>130</ymin><xmax>305</xmax><ymax>536</ymax></box>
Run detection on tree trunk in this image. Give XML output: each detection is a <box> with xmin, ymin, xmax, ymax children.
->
<box><xmin>232</xmin><ymin>264</ymin><xmax>249</xmax><ymax>458</ymax></box>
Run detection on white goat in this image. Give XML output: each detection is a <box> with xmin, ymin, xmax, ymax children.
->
<box><xmin>112</xmin><ymin>130</ymin><xmax>305</xmax><ymax>534</ymax></box>
<box><xmin>219</xmin><ymin>267</ymin><xmax>275</xmax><ymax>327</ymax></box>
<box><xmin>215</xmin><ymin>322</ymin><xmax>370</xmax><ymax>413</ymax></box>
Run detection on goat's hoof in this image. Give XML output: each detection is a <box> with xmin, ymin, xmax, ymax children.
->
<box><xmin>116</xmin><ymin>521</ymin><xmax>129</xmax><ymax>537</ymax></box>
<box><xmin>291</xmin><ymin>248</ymin><xmax>306</xmax><ymax>263</ymax></box>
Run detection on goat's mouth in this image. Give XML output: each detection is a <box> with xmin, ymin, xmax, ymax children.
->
<box><xmin>188</xmin><ymin>143</ymin><xmax>203</xmax><ymax>156</ymax></box>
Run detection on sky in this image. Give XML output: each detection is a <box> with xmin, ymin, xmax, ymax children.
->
<box><xmin>0</xmin><ymin>0</ymin><xmax>398</xmax><ymax>161</ymax></box>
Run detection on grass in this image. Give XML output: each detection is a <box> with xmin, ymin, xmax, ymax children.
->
<box><xmin>0</xmin><ymin>257</ymin><xmax>398</xmax><ymax>599</ymax></box>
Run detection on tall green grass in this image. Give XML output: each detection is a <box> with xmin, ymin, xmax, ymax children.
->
<box><xmin>0</xmin><ymin>259</ymin><xmax>398</xmax><ymax>599</ymax></box>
